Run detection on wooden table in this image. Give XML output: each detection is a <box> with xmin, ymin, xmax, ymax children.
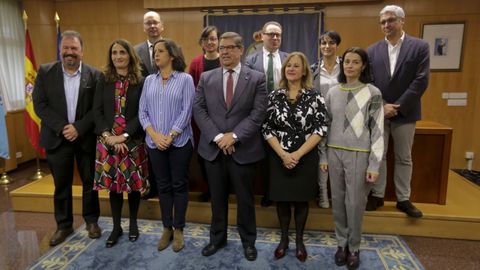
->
<box><xmin>384</xmin><ymin>120</ymin><xmax>452</xmax><ymax>204</ymax></box>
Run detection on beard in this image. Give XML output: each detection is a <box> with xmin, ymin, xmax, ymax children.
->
<box><xmin>63</xmin><ymin>54</ymin><xmax>80</xmax><ymax>68</ymax></box>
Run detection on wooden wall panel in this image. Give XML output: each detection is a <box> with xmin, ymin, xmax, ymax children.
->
<box><xmin>143</xmin><ymin>0</ymin><xmax>380</xmax><ymax>10</ymax></box>
<box><xmin>18</xmin><ymin>0</ymin><xmax>480</xmax><ymax>171</ymax></box>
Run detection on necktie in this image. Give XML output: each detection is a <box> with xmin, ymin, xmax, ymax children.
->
<box><xmin>149</xmin><ymin>45</ymin><xmax>154</xmax><ymax>71</ymax></box>
<box><xmin>226</xmin><ymin>70</ymin><xmax>234</xmax><ymax>108</ymax></box>
<box><xmin>267</xmin><ymin>53</ymin><xmax>274</xmax><ymax>92</ymax></box>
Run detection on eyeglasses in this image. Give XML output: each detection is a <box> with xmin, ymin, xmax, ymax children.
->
<box><xmin>379</xmin><ymin>17</ymin><xmax>399</xmax><ymax>25</ymax></box>
<box><xmin>202</xmin><ymin>37</ymin><xmax>218</xmax><ymax>42</ymax></box>
<box><xmin>144</xmin><ymin>21</ymin><xmax>160</xmax><ymax>27</ymax></box>
<box><xmin>263</xmin><ymin>32</ymin><xmax>281</xmax><ymax>38</ymax></box>
<box><xmin>219</xmin><ymin>45</ymin><xmax>239</xmax><ymax>51</ymax></box>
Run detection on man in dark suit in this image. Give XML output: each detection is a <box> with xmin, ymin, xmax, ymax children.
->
<box><xmin>33</xmin><ymin>30</ymin><xmax>102</xmax><ymax>246</ymax></box>
<box><xmin>134</xmin><ymin>11</ymin><xmax>163</xmax><ymax>199</ymax></box>
<box><xmin>134</xmin><ymin>11</ymin><xmax>164</xmax><ymax>78</ymax></box>
<box><xmin>245</xmin><ymin>21</ymin><xmax>288</xmax><ymax>207</ymax></box>
<box><xmin>367</xmin><ymin>5</ymin><xmax>430</xmax><ymax>218</ymax></box>
<box><xmin>194</xmin><ymin>32</ymin><xmax>267</xmax><ymax>261</ymax></box>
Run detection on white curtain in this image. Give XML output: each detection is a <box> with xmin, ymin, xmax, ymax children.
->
<box><xmin>0</xmin><ymin>0</ymin><xmax>25</xmax><ymax>111</ymax></box>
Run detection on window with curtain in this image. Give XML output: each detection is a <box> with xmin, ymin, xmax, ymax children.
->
<box><xmin>0</xmin><ymin>0</ymin><xmax>25</xmax><ymax>111</ymax></box>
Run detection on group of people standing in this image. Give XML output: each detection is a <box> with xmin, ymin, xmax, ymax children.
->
<box><xmin>32</xmin><ymin>4</ymin><xmax>429</xmax><ymax>270</ymax></box>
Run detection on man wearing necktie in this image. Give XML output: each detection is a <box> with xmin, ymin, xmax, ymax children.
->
<box><xmin>245</xmin><ymin>21</ymin><xmax>288</xmax><ymax>207</ymax></box>
<box><xmin>194</xmin><ymin>32</ymin><xmax>267</xmax><ymax>261</ymax></box>
<box><xmin>134</xmin><ymin>11</ymin><xmax>164</xmax><ymax>78</ymax></box>
<box><xmin>134</xmin><ymin>11</ymin><xmax>164</xmax><ymax>200</ymax></box>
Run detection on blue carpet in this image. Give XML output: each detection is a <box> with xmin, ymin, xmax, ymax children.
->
<box><xmin>28</xmin><ymin>217</ymin><xmax>424</xmax><ymax>270</ymax></box>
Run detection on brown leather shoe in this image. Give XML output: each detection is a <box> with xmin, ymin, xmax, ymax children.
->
<box><xmin>347</xmin><ymin>251</ymin><xmax>360</xmax><ymax>270</ymax></box>
<box><xmin>157</xmin><ymin>227</ymin><xmax>173</xmax><ymax>251</ymax></box>
<box><xmin>86</xmin><ymin>223</ymin><xmax>102</xmax><ymax>239</ymax></box>
<box><xmin>172</xmin><ymin>228</ymin><xmax>184</xmax><ymax>252</ymax></box>
<box><xmin>49</xmin><ymin>228</ymin><xmax>74</xmax><ymax>246</ymax></box>
<box><xmin>335</xmin><ymin>246</ymin><xmax>349</xmax><ymax>266</ymax></box>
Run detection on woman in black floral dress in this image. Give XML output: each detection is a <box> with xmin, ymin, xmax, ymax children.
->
<box><xmin>262</xmin><ymin>52</ymin><xmax>328</xmax><ymax>262</ymax></box>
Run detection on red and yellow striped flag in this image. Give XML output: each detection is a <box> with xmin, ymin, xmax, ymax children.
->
<box><xmin>24</xmin><ymin>30</ymin><xmax>45</xmax><ymax>157</ymax></box>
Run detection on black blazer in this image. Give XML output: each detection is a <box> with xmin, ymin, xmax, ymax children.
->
<box><xmin>33</xmin><ymin>61</ymin><xmax>101</xmax><ymax>152</ymax></box>
<box><xmin>93</xmin><ymin>75</ymin><xmax>145</xmax><ymax>140</ymax></box>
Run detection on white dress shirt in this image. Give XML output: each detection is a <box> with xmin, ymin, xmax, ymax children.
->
<box><xmin>262</xmin><ymin>47</ymin><xmax>282</xmax><ymax>90</ymax></box>
<box><xmin>386</xmin><ymin>31</ymin><xmax>405</xmax><ymax>76</ymax></box>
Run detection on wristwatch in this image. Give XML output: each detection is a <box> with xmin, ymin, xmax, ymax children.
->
<box><xmin>123</xmin><ymin>133</ymin><xmax>130</xmax><ymax>139</ymax></box>
<box><xmin>169</xmin><ymin>131</ymin><xmax>178</xmax><ymax>139</ymax></box>
<box><xmin>232</xmin><ymin>133</ymin><xmax>238</xmax><ymax>142</ymax></box>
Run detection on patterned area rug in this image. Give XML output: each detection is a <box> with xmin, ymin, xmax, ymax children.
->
<box><xmin>27</xmin><ymin>217</ymin><xmax>424</xmax><ymax>270</ymax></box>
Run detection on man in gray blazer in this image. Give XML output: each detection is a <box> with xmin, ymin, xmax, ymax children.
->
<box><xmin>245</xmin><ymin>21</ymin><xmax>288</xmax><ymax>207</ymax></box>
<box><xmin>134</xmin><ymin>11</ymin><xmax>164</xmax><ymax>78</ymax></box>
<box><xmin>194</xmin><ymin>32</ymin><xmax>267</xmax><ymax>261</ymax></box>
<box><xmin>134</xmin><ymin>11</ymin><xmax>163</xmax><ymax>199</ymax></box>
<box><xmin>245</xmin><ymin>21</ymin><xmax>288</xmax><ymax>92</ymax></box>
<box><xmin>366</xmin><ymin>5</ymin><xmax>429</xmax><ymax>218</ymax></box>
<box><xmin>33</xmin><ymin>30</ymin><xmax>102</xmax><ymax>246</ymax></box>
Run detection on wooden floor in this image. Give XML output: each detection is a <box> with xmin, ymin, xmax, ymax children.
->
<box><xmin>10</xmin><ymin>170</ymin><xmax>480</xmax><ymax>240</ymax></box>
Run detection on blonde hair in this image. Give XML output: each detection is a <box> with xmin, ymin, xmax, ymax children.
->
<box><xmin>279</xmin><ymin>52</ymin><xmax>313</xmax><ymax>90</ymax></box>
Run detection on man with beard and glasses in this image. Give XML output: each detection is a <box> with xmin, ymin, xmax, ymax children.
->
<box><xmin>33</xmin><ymin>30</ymin><xmax>102</xmax><ymax>246</ymax></box>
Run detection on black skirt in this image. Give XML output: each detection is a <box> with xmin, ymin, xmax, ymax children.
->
<box><xmin>268</xmin><ymin>148</ymin><xmax>319</xmax><ymax>202</ymax></box>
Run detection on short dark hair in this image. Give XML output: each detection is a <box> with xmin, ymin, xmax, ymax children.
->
<box><xmin>319</xmin><ymin>30</ymin><xmax>341</xmax><ymax>46</ymax></box>
<box><xmin>198</xmin><ymin>25</ymin><xmax>220</xmax><ymax>46</ymax></box>
<box><xmin>104</xmin><ymin>39</ymin><xmax>143</xmax><ymax>84</ymax></box>
<box><xmin>153</xmin><ymin>39</ymin><xmax>187</xmax><ymax>72</ymax></box>
<box><xmin>338</xmin><ymin>47</ymin><xmax>372</xmax><ymax>84</ymax></box>
<box><xmin>220</xmin><ymin>32</ymin><xmax>243</xmax><ymax>48</ymax></box>
<box><xmin>61</xmin><ymin>30</ymin><xmax>83</xmax><ymax>47</ymax></box>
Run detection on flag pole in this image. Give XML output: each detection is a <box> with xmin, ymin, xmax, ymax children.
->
<box><xmin>55</xmin><ymin>12</ymin><xmax>60</xmax><ymax>27</ymax></box>
<box><xmin>23</xmin><ymin>10</ymin><xmax>28</xmax><ymax>31</ymax></box>
<box><xmin>0</xmin><ymin>159</ymin><xmax>12</xmax><ymax>185</ymax></box>
<box><xmin>29</xmin><ymin>155</ymin><xmax>45</xmax><ymax>180</ymax></box>
<box><xmin>23</xmin><ymin>11</ymin><xmax>46</xmax><ymax>181</ymax></box>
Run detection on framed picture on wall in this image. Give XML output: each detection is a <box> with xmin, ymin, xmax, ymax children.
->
<box><xmin>421</xmin><ymin>22</ymin><xmax>465</xmax><ymax>71</ymax></box>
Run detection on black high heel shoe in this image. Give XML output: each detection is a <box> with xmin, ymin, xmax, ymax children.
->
<box><xmin>106</xmin><ymin>228</ymin><xmax>123</xmax><ymax>248</ymax></box>
<box><xmin>129</xmin><ymin>224</ymin><xmax>139</xmax><ymax>242</ymax></box>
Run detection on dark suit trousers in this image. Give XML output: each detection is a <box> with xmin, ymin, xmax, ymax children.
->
<box><xmin>46</xmin><ymin>141</ymin><xmax>99</xmax><ymax>229</ymax></box>
<box><xmin>205</xmin><ymin>154</ymin><xmax>257</xmax><ymax>247</ymax></box>
<box><xmin>148</xmin><ymin>142</ymin><xmax>193</xmax><ymax>228</ymax></box>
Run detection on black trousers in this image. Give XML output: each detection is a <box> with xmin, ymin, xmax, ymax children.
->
<box><xmin>204</xmin><ymin>154</ymin><xmax>257</xmax><ymax>247</ymax></box>
<box><xmin>46</xmin><ymin>141</ymin><xmax>99</xmax><ymax>229</ymax></box>
<box><xmin>148</xmin><ymin>142</ymin><xmax>192</xmax><ymax>228</ymax></box>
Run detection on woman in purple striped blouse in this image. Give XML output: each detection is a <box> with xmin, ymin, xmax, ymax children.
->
<box><xmin>138</xmin><ymin>39</ymin><xmax>195</xmax><ymax>253</ymax></box>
